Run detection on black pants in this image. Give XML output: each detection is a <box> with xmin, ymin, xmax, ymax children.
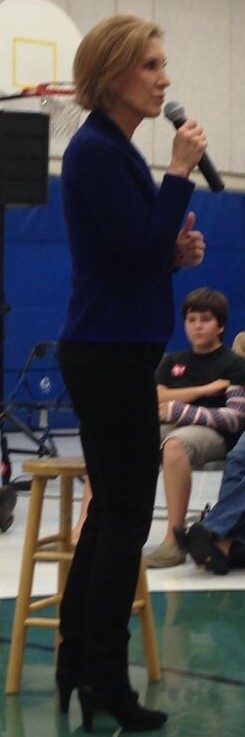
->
<box><xmin>58</xmin><ymin>341</ymin><xmax>163</xmax><ymax>678</ymax></box>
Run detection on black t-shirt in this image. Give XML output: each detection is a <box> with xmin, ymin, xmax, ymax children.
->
<box><xmin>155</xmin><ymin>345</ymin><xmax>245</xmax><ymax>409</ymax></box>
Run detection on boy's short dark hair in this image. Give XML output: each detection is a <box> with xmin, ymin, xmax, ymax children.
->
<box><xmin>182</xmin><ymin>287</ymin><xmax>228</xmax><ymax>328</ymax></box>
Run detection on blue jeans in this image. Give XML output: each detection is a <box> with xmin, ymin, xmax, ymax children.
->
<box><xmin>203</xmin><ymin>431</ymin><xmax>245</xmax><ymax>543</ymax></box>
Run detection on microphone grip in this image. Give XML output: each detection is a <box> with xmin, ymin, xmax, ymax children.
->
<box><xmin>197</xmin><ymin>153</ymin><xmax>224</xmax><ymax>192</ymax></box>
<box><xmin>171</xmin><ymin>116</ymin><xmax>224</xmax><ymax>192</ymax></box>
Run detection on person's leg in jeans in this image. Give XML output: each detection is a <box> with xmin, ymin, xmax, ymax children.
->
<box><xmin>203</xmin><ymin>431</ymin><xmax>245</xmax><ymax>543</ymax></box>
<box><xmin>174</xmin><ymin>432</ymin><xmax>245</xmax><ymax>573</ymax></box>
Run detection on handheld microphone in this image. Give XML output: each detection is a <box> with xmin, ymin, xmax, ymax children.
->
<box><xmin>164</xmin><ymin>101</ymin><xmax>224</xmax><ymax>192</ymax></box>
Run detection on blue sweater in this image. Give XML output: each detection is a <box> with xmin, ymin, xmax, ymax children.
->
<box><xmin>60</xmin><ymin>110</ymin><xmax>194</xmax><ymax>343</ymax></box>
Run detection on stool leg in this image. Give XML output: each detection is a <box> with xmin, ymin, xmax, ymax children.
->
<box><xmin>57</xmin><ymin>476</ymin><xmax>73</xmax><ymax>595</ymax></box>
<box><xmin>6</xmin><ymin>476</ymin><xmax>46</xmax><ymax>694</ymax></box>
<box><xmin>135</xmin><ymin>558</ymin><xmax>161</xmax><ymax>682</ymax></box>
<box><xmin>5</xmin><ymin>693</ymin><xmax>25</xmax><ymax>737</ymax></box>
<box><xmin>55</xmin><ymin>476</ymin><xmax>73</xmax><ymax>655</ymax></box>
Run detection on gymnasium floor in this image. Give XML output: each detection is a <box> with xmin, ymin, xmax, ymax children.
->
<box><xmin>1</xmin><ymin>432</ymin><xmax>245</xmax><ymax>737</ymax></box>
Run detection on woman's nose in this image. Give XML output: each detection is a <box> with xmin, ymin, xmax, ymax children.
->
<box><xmin>158</xmin><ymin>68</ymin><xmax>171</xmax><ymax>87</ymax></box>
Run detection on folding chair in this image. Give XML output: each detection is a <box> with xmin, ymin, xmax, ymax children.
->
<box><xmin>0</xmin><ymin>341</ymin><xmax>78</xmax><ymax>458</ymax></box>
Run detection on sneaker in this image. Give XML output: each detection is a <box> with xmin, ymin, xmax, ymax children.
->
<box><xmin>229</xmin><ymin>540</ymin><xmax>245</xmax><ymax>569</ymax></box>
<box><xmin>145</xmin><ymin>541</ymin><xmax>186</xmax><ymax>568</ymax></box>
<box><xmin>174</xmin><ymin>523</ymin><xmax>230</xmax><ymax>575</ymax></box>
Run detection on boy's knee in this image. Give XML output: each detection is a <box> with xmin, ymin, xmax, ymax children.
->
<box><xmin>162</xmin><ymin>436</ymin><xmax>187</xmax><ymax>466</ymax></box>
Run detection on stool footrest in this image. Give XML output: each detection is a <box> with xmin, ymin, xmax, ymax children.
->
<box><xmin>33</xmin><ymin>551</ymin><xmax>73</xmax><ymax>562</ymax></box>
<box><xmin>37</xmin><ymin>534</ymin><xmax>66</xmax><ymax>546</ymax></box>
<box><xmin>29</xmin><ymin>594</ymin><xmax>61</xmax><ymax>611</ymax></box>
<box><xmin>24</xmin><ymin>617</ymin><xmax>60</xmax><ymax>628</ymax></box>
<box><xmin>131</xmin><ymin>598</ymin><xmax>145</xmax><ymax>613</ymax></box>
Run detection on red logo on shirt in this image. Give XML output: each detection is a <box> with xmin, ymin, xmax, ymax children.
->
<box><xmin>171</xmin><ymin>363</ymin><xmax>186</xmax><ymax>377</ymax></box>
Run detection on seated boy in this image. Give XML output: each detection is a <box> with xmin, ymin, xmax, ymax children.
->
<box><xmin>146</xmin><ymin>287</ymin><xmax>245</xmax><ymax>568</ymax></box>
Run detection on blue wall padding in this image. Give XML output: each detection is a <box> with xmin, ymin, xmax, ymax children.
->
<box><xmin>2</xmin><ymin>177</ymin><xmax>245</xmax><ymax>424</ymax></box>
<box><xmin>4</xmin><ymin>177</ymin><xmax>71</xmax><ymax>373</ymax></box>
<box><xmin>168</xmin><ymin>188</ymin><xmax>245</xmax><ymax>351</ymax></box>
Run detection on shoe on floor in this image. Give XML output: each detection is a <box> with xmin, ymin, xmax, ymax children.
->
<box><xmin>173</xmin><ymin>526</ymin><xmax>189</xmax><ymax>552</ymax></box>
<box><xmin>174</xmin><ymin>522</ymin><xmax>230</xmax><ymax>575</ymax></box>
<box><xmin>0</xmin><ymin>483</ymin><xmax>17</xmax><ymax>533</ymax></box>
<box><xmin>145</xmin><ymin>540</ymin><xmax>186</xmax><ymax>568</ymax></box>
<box><xmin>229</xmin><ymin>540</ymin><xmax>245</xmax><ymax>569</ymax></box>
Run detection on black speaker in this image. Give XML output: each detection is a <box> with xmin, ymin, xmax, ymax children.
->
<box><xmin>0</xmin><ymin>110</ymin><xmax>49</xmax><ymax>206</ymax></box>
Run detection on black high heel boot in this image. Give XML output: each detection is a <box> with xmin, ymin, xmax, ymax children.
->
<box><xmin>56</xmin><ymin>640</ymin><xmax>82</xmax><ymax>713</ymax></box>
<box><xmin>56</xmin><ymin>668</ymin><xmax>80</xmax><ymax>713</ymax></box>
<box><xmin>56</xmin><ymin>670</ymin><xmax>139</xmax><ymax>716</ymax></box>
<box><xmin>78</xmin><ymin>685</ymin><xmax>168</xmax><ymax>733</ymax></box>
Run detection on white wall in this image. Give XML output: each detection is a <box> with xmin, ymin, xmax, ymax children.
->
<box><xmin>1</xmin><ymin>0</ymin><xmax>245</xmax><ymax>186</ymax></box>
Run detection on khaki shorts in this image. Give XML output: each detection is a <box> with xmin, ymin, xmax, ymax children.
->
<box><xmin>160</xmin><ymin>424</ymin><xmax>226</xmax><ymax>469</ymax></box>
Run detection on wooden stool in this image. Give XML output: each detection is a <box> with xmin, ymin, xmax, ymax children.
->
<box><xmin>6</xmin><ymin>457</ymin><xmax>161</xmax><ymax>694</ymax></box>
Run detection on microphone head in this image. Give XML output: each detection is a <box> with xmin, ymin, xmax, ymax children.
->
<box><xmin>164</xmin><ymin>101</ymin><xmax>186</xmax><ymax>123</ymax></box>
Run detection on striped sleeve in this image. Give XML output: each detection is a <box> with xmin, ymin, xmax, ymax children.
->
<box><xmin>164</xmin><ymin>385</ymin><xmax>245</xmax><ymax>434</ymax></box>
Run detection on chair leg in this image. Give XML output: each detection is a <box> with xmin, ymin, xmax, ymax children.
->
<box><xmin>6</xmin><ymin>477</ymin><xmax>46</xmax><ymax>694</ymax></box>
<box><xmin>135</xmin><ymin>558</ymin><xmax>162</xmax><ymax>682</ymax></box>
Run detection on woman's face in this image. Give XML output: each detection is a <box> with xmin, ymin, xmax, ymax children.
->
<box><xmin>111</xmin><ymin>36</ymin><xmax>170</xmax><ymax>133</ymax></box>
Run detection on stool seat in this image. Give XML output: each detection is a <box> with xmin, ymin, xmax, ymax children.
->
<box><xmin>23</xmin><ymin>456</ymin><xmax>86</xmax><ymax>476</ymax></box>
<box><xmin>6</xmin><ymin>456</ymin><xmax>161</xmax><ymax>694</ymax></box>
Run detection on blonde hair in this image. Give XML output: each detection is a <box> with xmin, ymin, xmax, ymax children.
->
<box><xmin>73</xmin><ymin>14</ymin><xmax>163</xmax><ymax>111</ymax></box>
